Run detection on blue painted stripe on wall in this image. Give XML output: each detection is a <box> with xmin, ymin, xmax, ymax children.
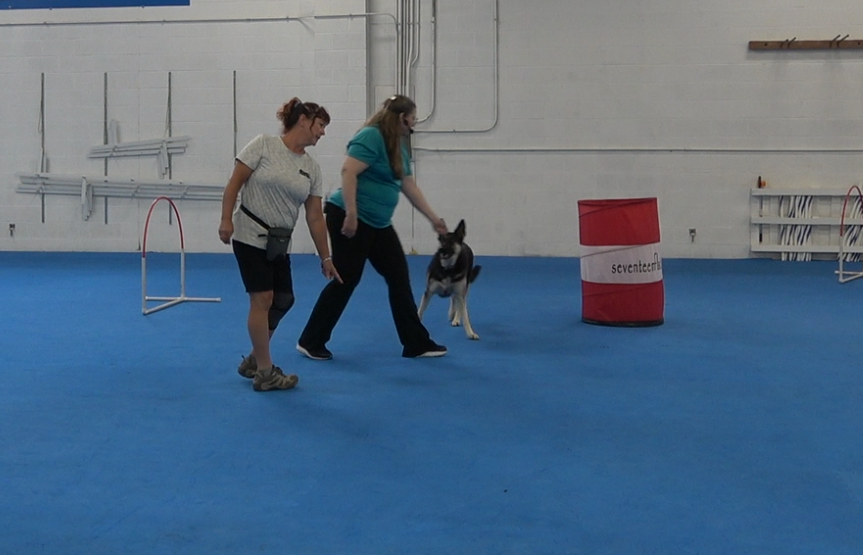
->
<box><xmin>2</xmin><ymin>0</ymin><xmax>188</xmax><ymax>8</ymax></box>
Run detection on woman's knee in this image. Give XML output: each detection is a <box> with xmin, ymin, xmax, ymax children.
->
<box><xmin>249</xmin><ymin>290</ymin><xmax>274</xmax><ymax>311</ymax></box>
<box><xmin>268</xmin><ymin>291</ymin><xmax>295</xmax><ymax>330</ymax></box>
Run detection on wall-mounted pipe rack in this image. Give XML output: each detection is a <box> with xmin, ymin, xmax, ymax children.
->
<box><xmin>750</xmin><ymin>187</ymin><xmax>863</xmax><ymax>259</ymax></box>
<box><xmin>88</xmin><ymin>121</ymin><xmax>190</xmax><ymax>179</ymax></box>
<box><xmin>749</xmin><ymin>36</ymin><xmax>863</xmax><ymax>50</ymax></box>
<box><xmin>17</xmin><ymin>172</ymin><xmax>223</xmax><ymax>221</ymax></box>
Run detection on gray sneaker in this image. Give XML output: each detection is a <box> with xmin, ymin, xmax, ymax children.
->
<box><xmin>253</xmin><ymin>365</ymin><xmax>299</xmax><ymax>392</ymax></box>
<box><xmin>238</xmin><ymin>355</ymin><xmax>257</xmax><ymax>379</ymax></box>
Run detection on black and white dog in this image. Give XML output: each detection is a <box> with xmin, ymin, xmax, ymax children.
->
<box><xmin>417</xmin><ymin>219</ymin><xmax>482</xmax><ymax>340</ymax></box>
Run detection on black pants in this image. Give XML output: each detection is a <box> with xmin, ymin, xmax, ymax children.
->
<box><xmin>299</xmin><ymin>203</ymin><xmax>436</xmax><ymax>357</ymax></box>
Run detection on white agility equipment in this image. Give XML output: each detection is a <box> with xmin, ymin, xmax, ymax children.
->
<box><xmin>836</xmin><ymin>185</ymin><xmax>863</xmax><ymax>284</ymax></box>
<box><xmin>87</xmin><ymin>120</ymin><xmax>191</xmax><ymax>179</ymax></box>
<box><xmin>142</xmin><ymin>196</ymin><xmax>221</xmax><ymax>315</ymax></box>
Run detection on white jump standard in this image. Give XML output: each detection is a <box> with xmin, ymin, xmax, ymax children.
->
<box><xmin>836</xmin><ymin>185</ymin><xmax>863</xmax><ymax>284</ymax></box>
<box><xmin>141</xmin><ymin>196</ymin><xmax>221</xmax><ymax>315</ymax></box>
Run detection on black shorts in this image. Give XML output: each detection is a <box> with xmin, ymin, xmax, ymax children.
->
<box><xmin>232</xmin><ymin>239</ymin><xmax>294</xmax><ymax>294</ymax></box>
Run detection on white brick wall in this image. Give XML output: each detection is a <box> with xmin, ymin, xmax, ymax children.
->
<box><xmin>2</xmin><ymin>0</ymin><xmax>863</xmax><ymax>257</ymax></box>
<box><xmin>402</xmin><ymin>0</ymin><xmax>863</xmax><ymax>258</ymax></box>
<box><xmin>0</xmin><ymin>0</ymin><xmax>365</xmax><ymax>254</ymax></box>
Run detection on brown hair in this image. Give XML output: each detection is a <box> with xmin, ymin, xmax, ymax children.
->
<box><xmin>277</xmin><ymin>97</ymin><xmax>331</xmax><ymax>132</ymax></box>
<box><xmin>365</xmin><ymin>94</ymin><xmax>416</xmax><ymax>179</ymax></box>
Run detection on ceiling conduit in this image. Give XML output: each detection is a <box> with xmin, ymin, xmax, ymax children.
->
<box><xmin>413</xmin><ymin>0</ymin><xmax>499</xmax><ymax>134</ymax></box>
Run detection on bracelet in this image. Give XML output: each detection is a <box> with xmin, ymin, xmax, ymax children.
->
<box><xmin>321</xmin><ymin>256</ymin><xmax>332</xmax><ymax>266</ymax></box>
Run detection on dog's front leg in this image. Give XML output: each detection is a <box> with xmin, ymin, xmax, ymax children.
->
<box><xmin>448</xmin><ymin>297</ymin><xmax>459</xmax><ymax>326</ymax></box>
<box><xmin>417</xmin><ymin>290</ymin><xmax>433</xmax><ymax>320</ymax></box>
<box><xmin>453</xmin><ymin>288</ymin><xmax>478</xmax><ymax>340</ymax></box>
<box><xmin>418</xmin><ymin>280</ymin><xmax>441</xmax><ymax>321</ymax></box>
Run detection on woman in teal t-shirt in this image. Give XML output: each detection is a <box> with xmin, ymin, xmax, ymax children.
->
<box><xmin>297</xmin><ymin>95</ymin><xmax>449</xmax><ymax>359</ymax></box>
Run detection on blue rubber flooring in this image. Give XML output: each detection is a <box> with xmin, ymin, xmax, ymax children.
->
<box><xmin>1</xmin><ymin>252</ymin><xmax>861</xmax><ymax>555</ymax></box>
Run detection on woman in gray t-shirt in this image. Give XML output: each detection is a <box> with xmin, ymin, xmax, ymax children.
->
<box><xmin>219</xmin><ymin>98</ymin><xmax>341</xmax><ymax>391</ymax></box>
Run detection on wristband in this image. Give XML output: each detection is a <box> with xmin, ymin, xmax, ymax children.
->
<box><xmin>321</xmin><ymin>256</ymin><xmax>332</xmax><ymax>266</ymax></box>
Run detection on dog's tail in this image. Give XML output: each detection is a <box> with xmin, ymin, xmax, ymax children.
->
<box><xmin>469</xmin><ymin>265</ymin><xmax>481</xmax><ymax>284</ymax></box>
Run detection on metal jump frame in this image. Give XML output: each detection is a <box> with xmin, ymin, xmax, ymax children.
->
<box><xmin>142</xmin><ymin>196</ymin><xmax>221</xmax><ymax>315</ymax></box>
<box><xmin>836</xmin><ymin>185</ymin><xmax>863</xmax><ymax>284</ymax></box>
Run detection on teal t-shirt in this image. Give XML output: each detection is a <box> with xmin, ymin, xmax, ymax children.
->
<box><xmin>328</xmin><ymin>125</ymin><xmax>412</xmax><ymax>229</ymax></box>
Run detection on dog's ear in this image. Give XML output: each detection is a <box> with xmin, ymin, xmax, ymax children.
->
<box><xmin>454</xmin><ymin>219</ymin><xmax>466</xmax><ymax>241</ymax></box>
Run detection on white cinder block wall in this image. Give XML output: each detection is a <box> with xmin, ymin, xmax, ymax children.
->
<box><xmin>2</xmin><ymin>0</ymin><xmax>863</xmax><ymax>258</ymax></box>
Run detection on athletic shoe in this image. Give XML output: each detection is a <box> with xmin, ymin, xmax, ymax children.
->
<box><xmin>296</xmin><ymin>343</ymin><xmax>333</xmax><ymax>361</ymax></box>
<box><xmin>237</xmin><ymin>355</ymin><xmax>257</xmax><ymax>379</ymax></box>
<box><xmin>404</xmin><ymin>343</ymin><xmax>448</xmax><ymax>358</ymax></box>
<box><xmin>253</xmin><ymin>365</ymin><xmax>299</xmax><ymax>391</ymax></box>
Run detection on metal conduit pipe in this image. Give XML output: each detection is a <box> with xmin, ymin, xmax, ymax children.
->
<box><xmin>0</xmin><ymin>12</ymin><xmax>397</xmax><ymax>28</ymax></box>
<box><xmin>0</xmin><ymin>16</ymin><xmax>299</xmax><ymax>27</ymax></box>
<box><xmin>398</xmin><ymin>0</ymin><xmax>409</xmax><ymax>95</ymax></box>
<box><xmin>416</xmin><ymin>0</ymin><xmax>437</xmax><ymax>124</ymax></box>
<box><xmin>394</xmin><ymin>0</ymin><xmax>403</xmax><ymax>95</ymax></box>
<box><xmin>414</xmin><ymin>0</ymin><xmax>499</xmax><ymax>134</ymax></box>
<box><xmin>407</xmin><ymin>0</ymin><xmax>421</xmax><ymax>99</ymax></box>
<box><xmin>412</xmin><ymin>146</ymin><xmax>863</xmax><ymax>154</ymax></box>
<box><xmin>39</xmin><ymin>73</ymin><xmax>47</xmax><ymax>223</ymax></box>
<box><xmin>39</xmin><ymin>73</ymin><xmax>46</xmax><ymax>173</ymax></box>
<box><xmin>232</xmin><ymin>70</ymin><xmax>238</xmax><ymax>157</ymax></box>
<box><xmin>405</xmin><ymin>0</ymin><xmax>410</xmax><ymax>95</ymax></box>
<box><xmin>402</xmin><ymin>0</ymin><xmax>411</xmax><ymax>96</ymax></box>
<box><xmin>365</xmin><ymin>0</ymin><xmax>374</xmax><ymax>115</ymax></box>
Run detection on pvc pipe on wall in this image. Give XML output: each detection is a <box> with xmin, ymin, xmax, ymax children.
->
<box><xmin>413</xmin><ymin>146</ymin><xmax>863</xmax><ymax>154</ymax></box>
<box><xmin>414</xmin><ymin>0</ymin><xmax>499</xmax><ymax>134</ymax></box>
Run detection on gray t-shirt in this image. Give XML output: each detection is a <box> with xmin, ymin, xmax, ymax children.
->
<box><xmin>232</xmin><ymin>134</ymin><xmax>323</xmax><ymax>250</ymax></box>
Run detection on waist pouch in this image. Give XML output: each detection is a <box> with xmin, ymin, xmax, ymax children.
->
<box><xmin>241</xmin><ymin>204</ymin><xmax>293</xmax><ymax>262</ymax></box>
<box><xmin>265</xmin><ymin>227</ymin><xmax>293</xmax><ymax>262</ymax></box>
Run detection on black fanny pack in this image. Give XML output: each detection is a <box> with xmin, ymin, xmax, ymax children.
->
<box><xmin>241</xmin><ymin>205</ymin><xmax>293</xmax><ymax>262</ymax></box>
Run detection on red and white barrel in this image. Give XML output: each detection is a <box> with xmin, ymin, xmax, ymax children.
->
<box><xmin>577</xmin><ymin>197</ymin><xmax>664</xmax><ymax>326</ymax></box>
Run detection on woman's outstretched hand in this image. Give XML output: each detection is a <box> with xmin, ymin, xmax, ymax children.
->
<box><xmin>432</xmin><ymin>217</ymin><xmax>447</xmax><ymax>236</ymax></box>
<box><xmin>321</xmin><ymin>258</ymin><xmax>343</xmax><ymax>284</ymax></box>
<box><xmin>341</xmin><ymin>213</ymin><xmax>358</xmax><ymax>238</ymax></box>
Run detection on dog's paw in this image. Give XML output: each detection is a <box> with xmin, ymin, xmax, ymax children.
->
<box><xmin>450</xmin><ymin>319</ymin><xmax>461</xmax><ymax>327</ymax></box>
<box><xmin>467</xmin><ymin>331</ymin><xmax>480</xmax><ymax>340</ymax></box>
